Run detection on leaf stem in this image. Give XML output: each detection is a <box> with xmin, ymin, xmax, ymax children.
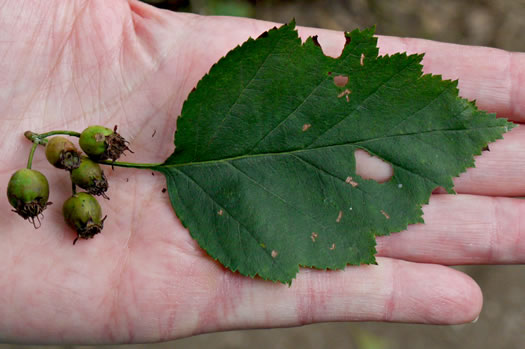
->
<box><xmin>26</xmin><ymin>142</ymin><xmax>38</xmax><ymax>169</ymax></box>
<box><xmin>97</xmin><ymin>160</ymin><xmax>162</xmax><ymax>169</ymax></box>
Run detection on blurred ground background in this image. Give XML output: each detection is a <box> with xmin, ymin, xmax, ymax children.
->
<box><xmin>147</xmin><ymin>0</ymin><xmax>525</xmax><ymax>51</ymax></box>
<box><xmin>2</xmin><ymin>1</ymin><xmax>525</xmax><ymax>348</ymax></box>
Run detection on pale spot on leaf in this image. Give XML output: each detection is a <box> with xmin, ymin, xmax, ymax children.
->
<box><xmin>302</xmin><ymin>124</ymin><xmax>311</xmax><ymax>132</ymax></box>
<box><xmin>345</xmin><ymin>176</ymin><xmax>358</xmax><ymax>187</ymax></box>
<box><xmin>218</xmin><ymin>209</ymin><xmax>223</xmax><ymax>216</ymax></box>
<box><xmin>398</xmin><ymin>183</ymin><xmax>403</xmax><ymax>189</ymax></box>
<box><xmin>360</xmin><ymin>53</ymin><xmax>365</xmax><ymax>66</ymax></box>
<box><xmin>271</xmin><ymin>250</ymin><xmax>278</xmax><ymax>258</ymax></box>
<box><xmin>311</xmin><ymin>232</ymin><xmax>318</xmax><ymax>242</ymax></box>
<box><xmin>329</xmin><ymin>243</ymin><xmax>336</xmax><ymax>250</ymax></box>
<box><xmin>381</xmin><ymin>210</ymin><xmax>390</xmax><ymax>219</ymax></box>
<box><xmin>336</xmin><ymin>210</ymin><xmax>342</xmax><ymax>223</ymax></box>
<box><xmin>337</xmin><ymin>89</ymin><xmax>351</xmax><ymax>101</ymax></box>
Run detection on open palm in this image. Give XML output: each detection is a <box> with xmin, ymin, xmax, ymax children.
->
<box><xmin>1</xmin><ymin>0</ymin><xmax>525</xmax><ymax>345</ymax></box>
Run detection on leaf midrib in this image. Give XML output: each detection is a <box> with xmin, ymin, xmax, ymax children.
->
<box><xmin>161</xmin><ymin>125</ymin><xmax>506</xmax><ymax>169</ymax></box>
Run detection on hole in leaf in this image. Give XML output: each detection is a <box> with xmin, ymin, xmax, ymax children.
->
<box><xmin>354</xmin><ymin>149</ymin><xmax>393</xmax><ymax>183</ymax></box>
<box><xmin>333</xmin><ymin>75</ymin><xmax>348</xmax><ymax>87</ymax></box>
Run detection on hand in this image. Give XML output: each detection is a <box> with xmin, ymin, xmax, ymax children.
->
<box><xmin>1</xmin><ymin>0</ymin><xmax>524</xmax><ymax>344</ymax></box>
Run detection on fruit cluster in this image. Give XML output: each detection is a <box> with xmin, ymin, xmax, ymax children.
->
<box><xmin>7</xmin><ymin>126</ymin><xmax>131</xmax><ymax>244</ymax></box>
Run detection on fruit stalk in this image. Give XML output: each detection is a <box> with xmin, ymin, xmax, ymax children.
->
<box><xmin>25</xmin><ymin>130</ymin><xmax>161</xmax><ymax>169</ymax></box>
<box><xmin>24</xmin><ymin>130</ymin><xmax>81</xmax><ymax>143</ymax></box>
<box><xmin>26</xmin><ymin>143</ymin><xmax>38</xmax><ymax>169</ymax></box>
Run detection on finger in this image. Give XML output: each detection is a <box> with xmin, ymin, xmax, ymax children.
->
<box><xmin>197</xmin><ymin>258</ymin><xmax>481</xmax><ymax>337</ymax></box>
<box><xmin>5</xmin><ymin>259</ymin><xmax>478</xmax><ymax>343</ymax></box>
<box><xmin>376</xmin><ymin>194</ymin><xmax>525</xmax><ymax>264</ymax></box>
<box><xmin>449</xmin><ymin>125</ymin><xmax>525</xmax><ymax>196</ymax></box>
<box><xmin>184</xmin><ymin>16</ymin><xmax>525</xmax><ymax>123</ymax></box>
<box><xmin>0</xmin><ymin>243</ymin><xmax>481</xmax><ymax>343</ymax></box>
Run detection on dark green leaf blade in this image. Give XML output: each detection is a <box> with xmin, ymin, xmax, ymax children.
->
<box><xmin>156</xmin><ymin>22</ymin><xmax>514</xmax><ymax>283</ymax></box>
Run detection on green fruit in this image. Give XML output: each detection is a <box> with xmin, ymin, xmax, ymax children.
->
<box><xmin>7</xmin><ymin>169</ymin><xmax>52</xmax><ymax>227</ymax></box>
<box><xmin>70</xmin><ymin>157</ymin><xmax>108</xmax><ymax>199</ymax></box>
<box><xmin>79</xmin><ymin>125</ymin><xmax>131</xmax><ymax>161</ymax></box>
<box><xmin>45</xmin><ymin>136</ymin><xmax>80</xmax><ymax>170</ymax></box>
<box><xmin>79</xmin><ymin>126</ymin><xmax>113</xmax><ymax>159</ymax></box>
<box><xmin>63</xmin><ymin>192</ymin><xmax>106</xmax><ymax>244</ymax></box>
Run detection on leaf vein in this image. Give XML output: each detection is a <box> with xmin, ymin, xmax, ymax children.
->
<box><xmin>245</xmin><ymin>46</ymin><xmax>362</xmax><ymax>155</ymax></box>
<box><xmin>290</xmin><ymin>153</ymin><xmax>367</xmax><ymax>196</ymax></box>
<box><xmin>226</xmin><ymin>160</ymin><xmax>325</xmax><ymax>227</ymax></box>
<box><xmin>172</xmin><ymin>167</ymin><xmax>287</xmax><ymax>270</ymax></box>
<box><xmin>200</xmin><ymin>35</ymin><xmax>285</xmax><ymax>159</ymax></box>
<box><xmin>305</xmin><ymin>58</ymin><xmax>420</xmax><ymax>148</ymax></box>
<box><xmin>387</xmin><ymin>82</ymin><xmax>456</xmax><ymax>133</ymax></box>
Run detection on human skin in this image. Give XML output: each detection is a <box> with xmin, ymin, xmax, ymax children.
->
<box><xmin>1</xmin><ymin>0</ymin><xmax>525</xmax><ymax>345</ymax></box>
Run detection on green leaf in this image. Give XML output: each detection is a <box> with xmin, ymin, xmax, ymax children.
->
<box><xmin>154</xmin><ymin>22</ymin><xmax>513</xmax><ymax>284</ymax></box>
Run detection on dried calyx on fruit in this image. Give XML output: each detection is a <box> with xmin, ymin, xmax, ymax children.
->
<box><xmin>45</xmin><ymin>136</ymin><xmax>80</xmax><ymax>171</ymax></box>
<box><xmin>7</xmin><ymin>169</ymin><xmax>52</xmax><ymax>228</ymax></box>
<box><xmin>71</xmin><ymin>157</ymin><xmax>109</xmax><ymax>199</ymax></box>
<box><xmin>63</xmin><ymin>192</ymin><xmax>106</xmax><ymax>245</ymax></box>
<box><xmin>79</xmin><ymin>125</ymin><xmax>132</xmax><ymax>162</ymax></box>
